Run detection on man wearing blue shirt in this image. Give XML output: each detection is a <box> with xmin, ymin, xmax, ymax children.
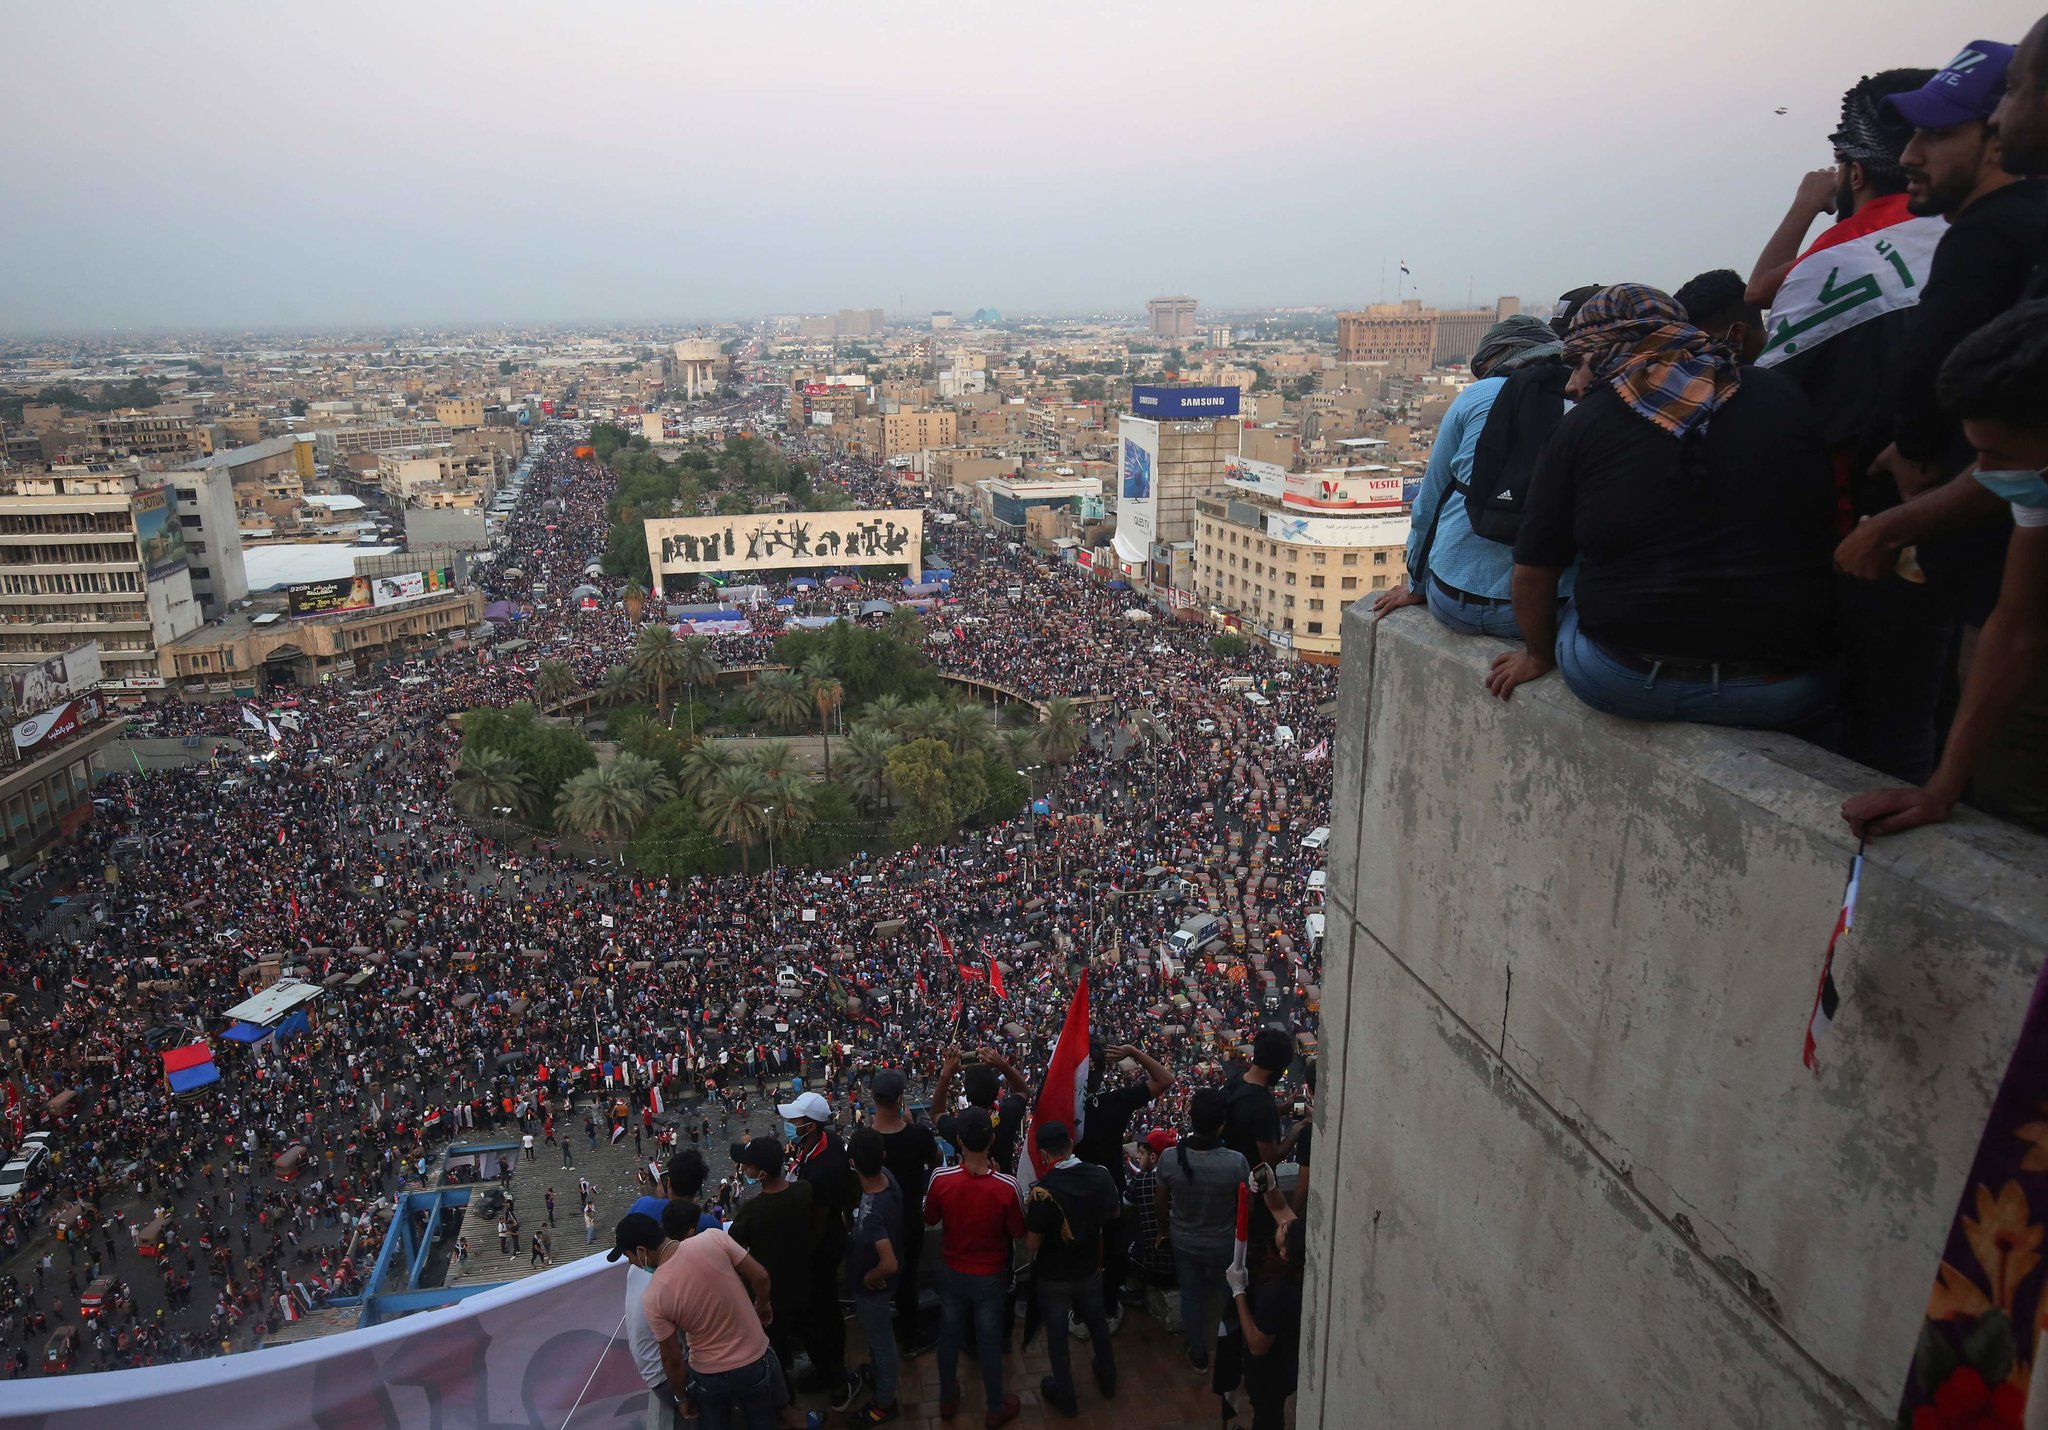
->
<box><xmin>1374</xmin><ymin>315</ymin><xmax>1567</xmax><ymax>638</ymax></box>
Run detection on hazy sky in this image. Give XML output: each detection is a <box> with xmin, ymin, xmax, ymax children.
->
<box><xmin>2</xmin><ymin>0</ymin><xmax>2037</xmax><ymax>333</ymax></box>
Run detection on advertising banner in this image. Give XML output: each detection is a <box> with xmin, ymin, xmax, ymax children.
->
<box><xmin>287</xmin><ymin>577</ymin><xmax>372</xmax><ymax>618</ymax></box>
<box><xmin>6</xmin><ymin>641</ymin><xmax>101</xmax><ymax>715</ymax></box>
<box><xmin>370</xmin><ymin>567</ymin><xmax>454</xmax><ymax>608</ymax></box>
<box><xmin>644</xmin><ymin>509</ymin><xmax>924</xmax><ymax>582</ymax></box>
<box><xmin>1282</xmin><ymin>469</ymin><xmax>1405</xmax><ymax>512</ymax></box>
<box><xmin>1224</xmin><ymin>454</ymin><xmax>1288</xmax><ymax>491</ymax></box>
<box><xmin>0</xmin><ymin>1256</ymin><xmax>648</xmax><ymax>1430</ymax></box>
<box><xmin>1130</xmin><ymin>385</ymin><xmax>1240</xmax><ymax>421</ymax></box>
<box><xmin>131</xmin><ymin>484</ymin><xmax>188</xmax><ymax>582</ymax></box>
<box><xmin>12</xmin><ymin>694</ymin><xmax>103</xmax><ymax>753</ymax></box>
<box><xmin>1112</xmin><ymin>416</ymin><xmax>1158</xmax><ymax>567</ymax></box>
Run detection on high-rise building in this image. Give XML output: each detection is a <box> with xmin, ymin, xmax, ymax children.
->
<box><xmin>1113</xmin><ymin>385</ymin><xmax>1242</xmax><ymax>574</ymax></box>
<box><xmin>0</xmin><ymin>466</ymin><xmax>203</xmax><ymax>695</ymax></box>
<box><xmin>1148</xmin><ymin>295</ymin><xmax>1199</xmax><ymax>340</ymax></box>
<box><xmin>166</xmin><ymin>463</ymin><xmax>249</xmax><ymax>619</ymax></box>
<box><xmin>837</xmin><ymin>308</ymin><xmax>885</xmax><ymax>338</ymax></box>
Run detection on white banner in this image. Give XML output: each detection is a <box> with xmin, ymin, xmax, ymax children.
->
<box><xmin>6</xmin><ymin>641</ymin><xmax>101</xmax><ymax>716</ymax></box>
<box><xmin>1112</xmin><ymin>416</ymin><xmax>1158</xmax><ymax>567</ymax></box>
<box><xmin>0</xmin><ymin>1257</ymin><xmax>648</xmax><ymax>1430</ymax></box>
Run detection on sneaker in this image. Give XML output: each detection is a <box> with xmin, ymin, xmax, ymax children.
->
<box><xmin>1067</xmin><ymin>1311</ymin><xmax>1089</xmax><ymax>1342</ymax></box>
<box><xmin>984</xmin><ymin>1396</ymin><xmax>1021</xmax><ymax>1428</ymax></box>
<box><xmin>804</xmin><ymin>1416</ymin><xmax>827</xmax><ymax>1430</ymax></box>
<box><xmin>832</xmin><ymin>1374</ymin><xmax>861</xmax><ymax>1412</ymax></box>
<box><xmin>1039</xmin><ymin>1375</ymin><xmax>1079</xmax><ymax>1418</ymax></box>
<box><xmin>856</xmin><ymin>1405</ymin><xmax>900</xmax><ymax>1426</ymax></box>
<box><xmin>1104</xmin><ymin>1306</ymin><xmax>1123</xmax><ymax>1337</ymax></box>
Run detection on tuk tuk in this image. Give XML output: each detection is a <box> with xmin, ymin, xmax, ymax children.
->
<box><xmin>273</xmin><ymin>1144</ymin><xmax>309</xmax><ymax>1183</ymax></box>
<box><xmin>45</xmin><ymin>1090</ymin><xmax>78</xmax><ymax>1126</ymax></box>
<box><xmin>137</xmin><ymin>1215</ymin><xmax>170</xmax><ymax>1256</ymax></box>
<box><xmin>44</xmin><ymin>1325</ymin><xmax>77</xmax><ymax>1373</ymax></box>
<box><xmin>79</xmin><ymin>1276</ymin><xmax>115</xmax><ymax>1318</ymax></box>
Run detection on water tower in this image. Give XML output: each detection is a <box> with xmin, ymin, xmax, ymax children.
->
<box><xmin>669</xmin><ymin>340</ymin><xmax>724</xmax><ymax>399</ymax></box>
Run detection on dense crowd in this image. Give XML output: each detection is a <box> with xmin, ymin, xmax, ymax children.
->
<box><xmin>0</xmin><ymin>361</ymin><xmax>1329</xmax><ymax>1409</ymax></box>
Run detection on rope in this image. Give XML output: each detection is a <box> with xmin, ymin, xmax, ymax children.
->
<box><xmin>555</xmin><ymin>1308</ymin><xmax>629</xmax><ymax>1430</ymax></box>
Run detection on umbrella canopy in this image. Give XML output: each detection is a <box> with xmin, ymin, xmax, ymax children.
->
<box><xmin>789</xmin><ymin>577</ymin><xmax>818</xmax><ymax>589</ymax></box>
<box><xmin>825</xmin><ymin>576</ymin><xmax>860</xmax><ymax>590</ymax></box>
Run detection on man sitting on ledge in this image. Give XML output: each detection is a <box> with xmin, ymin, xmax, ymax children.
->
<box><xmin>1483</xmin><ymin>283</ymin><xmax>1841</xmax><ymax>731</ymax></box>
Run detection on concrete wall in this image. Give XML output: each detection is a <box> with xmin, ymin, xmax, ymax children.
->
<box><xmin>1303</xmin><ymin>606</ymin><xmax>2048</xmax><ymax>1429</ymax></box>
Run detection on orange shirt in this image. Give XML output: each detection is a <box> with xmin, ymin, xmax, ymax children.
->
<box><xmin>640</xmin><ymin>1230</ymin><xmax>768</xmax><ymax>1375</ymax></box>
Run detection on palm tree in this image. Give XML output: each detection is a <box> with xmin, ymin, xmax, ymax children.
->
<box><xmin>746</xmin><ymin>740</ymin><xmax>796</xmax><ymax>782</ymax></box>
<box><xmin>596</xmin><ymin>664</ymin><xmax>645</xmax><ymax>709</ymax></box>
<box><xmin>884</xmin><ymin>606</ymin><xmax>926</xmax><ymax>647</ymax></box>
<box><xmin>861</xmin><ymin>693</ymin><xmax>908</xmax><ymax>735</ymax></box>
<box><xmin>677</xmin><ymin>740</ymin><xmax>737</xmax><ymax>801</ymax></box>
<box><xmin>607</xmin><ymin>751</ymin><xmax>677</xmax><ymax>806</ymax></box>
<box><xmin>999</xmin><ymin>726</ymin><xmax>1040</xmax><ymax>771</ymax></box>
<box><xmin>452</xmin><ymin>747</ymin><xmax>535</xmax><ymax>823</ymax></box>
<box><xmin>763</xmin><ymin>774</ymin><xmax>813</xmax><ymax>843</ymax></box>
<box><xmin>940</xmin><ymin>703</ymin><xmax>994</xmax><ymax>760</ymax></box>
<box><xmin>700</xmin><ymin>764</ymin><xmax>772</xmax><ymax>873</ymax></box>
<box><xmin>1035</xmin><ymin>696</ymin><xmax>1085</xmax><ymax>770</ymax></box>
<box><xmin>631</xmin><ymin>624</ymin><xmax>688</xmax><ymax>719</ymax></box>
<box><xmin>676</xmin><ymin>635</ymin><xmax>720</xmax><ymax>737</ymax></box>
<box><xmin>898</xmin><ymin>697</ymin><xmax>949</xmax><ymax>744</ymax></box>
<box><xmin>840</xmin><ymin>726</ymin><xmax>899</xmax><ymax>812</ymax></box>
<box><xmin>554</xmin><ymin>763</ymin><xmax>651</xmax><ymax>844</ymax></box>
<box><xmin>747</xmin><ymin>670</ymin><xmax>812</xmax><ymax>731</ymax></box>
<box><xmin>534</xmin><ymin>659</ymin><xmax>579</xmax><ymax>708</ymax></box>
<box><xmin>801</xmin><ymin>656</ymin><xmax>844</xmax><ymax>776</ymax></box>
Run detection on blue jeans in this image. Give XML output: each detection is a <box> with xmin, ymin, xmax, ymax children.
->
<box><xmin>1425</xmin><ymin>574</ymin><xmax>1522</xmax><ymax>641</ymax></box>
<box><xmin>1037</xmin><ymin>1275</ymin><xmax>1114</xmax><ymax>1401</ymax></box>
<box><xmin>686</xmin><ymin>1349</ymin><xmax>787</xmax><ymax>1430</ymax></box>
<box><xmin>1173</xmin><ymin>1246</ymin><xmax>1232</xmax><ymax>1360</ymax></box>
<box><xmin>1555</xmin><ymin>606</ymin><xmax>1837</xmax><ymax>732</ymax></box>
<box><xmin>853</xmin><ymin>1288</ymin><xmax>900</xmax><ymax>1406</ymax></box>
<box><xmin>936</xmin><ymin>1264</ymin><xmax>1008</xmax><ymax>1413</ymax></box>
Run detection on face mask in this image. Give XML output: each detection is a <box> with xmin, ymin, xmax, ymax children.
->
<box><xmin>1975</xmin><ymin>468</ymin><xmax>2048</xmax><ymax>507</ymax></box>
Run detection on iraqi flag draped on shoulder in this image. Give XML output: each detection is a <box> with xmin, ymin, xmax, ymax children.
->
<box><xmin>1758</xmin><ymin>194</ymin><xmax>1945</xmax><ymax>368</ymax></box>
<box><xmin>1018</xmin><ymin>972</ymin><xmax>1090</xmax><ymax>1198</ymax></box>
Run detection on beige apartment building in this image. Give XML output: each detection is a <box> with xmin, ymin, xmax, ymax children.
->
<box><xmin>1336</xmin><ymin>302</ymin><xmax>1438</xmax><ymax>375</ymax></box>
<box><xmin>161</xmin><ymin>589</ymin><xmax>482</xmax><ymax>695</ymax></box>
<box><xmin>375</xmin><ymin>444</ymin><xmax>507</xmax><ymax>507</ymax></box>
<box><xmin>312</xmin><ymin>421</ymin><xmax>450</xmax><ymax>464</ymax></box>
<box><xmin>0</xmin><ymin>467</ymin><xmax>204</xmax><ymax>694</ymax></box>
<box><xmin>1148</xmin><ymin>295</ymin><xmax>1198</xmax><ymax>339</ymax></box>
<box><xmin>878</xmin><ymin>410</ymin><xmax>957</xmax><ymax>460</ymax></box>
<box><xmin>1192</xmin><ymin>482</ymin><xmax>1409</xmax><ymax>664</ymax></box>
<box><xmin>433</xmin><ymin>398</ymin><xmax>486</xmax><ymax>428</ymax></box>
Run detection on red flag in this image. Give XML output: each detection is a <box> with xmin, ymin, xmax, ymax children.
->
<box><xmin>957</xmin><ymin>964</ymin><xmax>983</xmax><ymax>982</ymax></box>
<box><xmin>1023</xmin><ymin>972</ymin><xmax>1090</xmax><ymax>1182</ymax></box>
<box><xmin>987</xmin><ymin>957</ymin><xmax>1007</xmax><ymax>1000</ymax></box>
<box><xmin>929</xmin><ymin>921</ymin><xmax>953</xmax><ymax>962</ymax></box>
<box><xmin>914</xmin><ymin>969</ymin><xmax>929</xmax><ymax>1001</ymax></box>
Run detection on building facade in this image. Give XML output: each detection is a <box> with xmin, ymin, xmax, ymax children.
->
<box><xmin>1336</xmin><ymin>302</ymin><xmax>1439</xmax><ymax>374</ymax></box>
<box><xmin>878</xmin><ymin>410</ymin><xmax>957</xmax><ymax>460</ymax></box>
<box><xmin>1148</xmin><ymin>296</ymin><xmax>1198</xmax><ymax>339</ymax></box>
<box><xmin>167</xmin><ymin>464</ymin><xmax>250</xmax><ymax>618</ymax></box>
<box><xmin>160</xmin><ymin>589</ymin><xmax>483</xmax><ymax>695</ymax></box>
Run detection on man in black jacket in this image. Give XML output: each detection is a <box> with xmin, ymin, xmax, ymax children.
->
<box><xmin>780</xmin><ymin>1090</ymin><xmax>858</xmax><ymax>1412</ymax></box>
<box><xmin>1024</xmin><ymin>1122</ymin><xmax>1120</xmax><ymax>1418</ymax></box>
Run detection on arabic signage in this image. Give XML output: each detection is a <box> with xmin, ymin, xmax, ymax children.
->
<box><xmin>287</xmin><ymin>568</ymin><xmax>454</xmax><ymax>617</ymax></box>
<box><xmin>644</xmin><ymin>509</ymin><xmax>925</xmax><ymax>580</ymax></box>
<box><xmin>6</xmin><ymin>642</ymin><xmax>101</xmax><ymax>716</ymax></box>
<box><xmin>1130</xmin><ymin>385</ymin><xmax>1240</xmax><ymax>420</ymax></box>
<box><xmin>131</xmin><ymin>484</ymin><xmax>188</xmax><ymax>582</ymax></box>
<box><xmin>13</xmin><ymin>694</ymin><xmax>103</xmax><ymax>753</ymax></box>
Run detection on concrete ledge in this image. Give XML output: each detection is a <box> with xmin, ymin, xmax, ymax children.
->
<box><xmin>1303</xmin><ymin>605</ymin><xmax>2048</xmax><ymax>1428</ymax></box>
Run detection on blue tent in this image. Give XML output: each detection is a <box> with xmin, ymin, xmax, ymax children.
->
<box><xmin>274</xmin><ymin>1009</ymin><xmax>311</xmax><ymax>1041</ymax></box>
<box><xmin>1106</xmin><ymin>580</ymin><xmax>1131</xmax><ymax>590</ymax></box>
<box><xmin>167</xmin><ymin>1063</ymin><xmax>220</xmax><ymax>1094</ymax></box>
<box><xmin>789</xmin><ymin>577</ymin><xmax>819</xmax><ymax>589</ymax></box>
<box><xmin>774</xmin><ymin>598</ymin><xmax>796</xmax><ymax>609</ymax></box>
<box><xmin>222</xmin><ymin>1021</ymin><xmax>273</xmax><ymax>1044</ymax></box>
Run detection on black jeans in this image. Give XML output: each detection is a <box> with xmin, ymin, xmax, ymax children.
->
<box><xmin>1037</xmin><ymin>1275</ymin><xmax>1114</xmax><ymax>1401</ymax></box>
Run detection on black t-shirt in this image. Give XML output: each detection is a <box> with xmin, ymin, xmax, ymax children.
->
<box><xmin>790</xmin><ymin>1132</ymin><xmax>854</xmax><ymax>1255</ymax></box>
<box><xmin>876</xmin><ymin>1121</ymin><xmax>940</xmax><ymax>1208</ymax></box>
<box><xmin>1025</xmin><ymin>1160</ymin><xmax>1121</xmax><ymax>1284</ymax></box>
<box><xmin>1772</xmin><ymin>306</ymin><xmax>1911</xmax><ymax>514</ymax></box>
<box><xmin>1244</xmin><ymin>1276</ymin><xmax>1303</xmax><ymax>1400</ymax></box>
<box><xmin>938</xmin><ymin>1094</ymin><xmax>1028</xmax><ymax>1176</ymax></box>
<box><xmin>728</xmin><ymin>1182</ymin><xmax>816</xmax><ymax>1312</ymax></box>
<box><xmin>1221</xmin><ymin>1075</ymin><xmax>1281</xmax><ymax>1170</ymax></box>
<box><xmin>1894</xmin><ymin>180</ymin><xmax>2048</xmax><ymax>464</ymax></box>
<box><xmin>1075</xmin><ymin>1080</ymin><xmax>1158</xmax><ymax>1192</ymax></box>
<box><xmin>1513</xmin><ymin>374</ymin><xmax>1837</xmax><ymax>668</ymax></box>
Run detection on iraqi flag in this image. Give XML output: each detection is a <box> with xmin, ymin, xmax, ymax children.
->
<box><xmin>1020</xmin><ymin>971</ymin><xmax>1090</xmax><ymax>1190</ymax></box>
<box><xmin>1759</xmin><ymin>194</ymin><xmax>1944</xmax><ymax>368</ymax></box>
<box><xmin>649</xmin><ymin>1086</ymin><xmax>664</xmax><ymax>1118</ymax></box>
<box><xmin>929</xmin><ymin>920</ymin><xmax>953</xmax><ymax>963</ymax></box>
<box><xmin>1802</xmin><ymin>842</ymin><xmax>1866</xmax><ymax>1073</ymax></box>
<box><xmin>987</xmin><ymin>956</ymin><xmax>1007</xmax><ymax>1000</ymax></box>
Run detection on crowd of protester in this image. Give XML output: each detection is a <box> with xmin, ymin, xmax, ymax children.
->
<box><xmin>1382</xmin><ymin>23</ymin><xmax>2048</xmax><ymax>841</ymax></box>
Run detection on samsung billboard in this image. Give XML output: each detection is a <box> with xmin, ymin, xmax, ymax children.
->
<box><xmin>1129</xmin><ymin>385</ymin><xmax>1240</xmax><ymax>421</ymax></box>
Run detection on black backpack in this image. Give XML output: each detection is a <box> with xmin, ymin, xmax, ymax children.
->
<box><xmin>1412</xmin><ymin>360</ymin><xmax>1570</xmax><ymax>571</ymax></box>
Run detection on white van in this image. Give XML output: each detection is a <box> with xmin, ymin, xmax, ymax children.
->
<box><xmin>1301</xmin><ymin>826</ymin><xmax>1332</xmax><ymax>851</ymax></box>
<box><xmin>1243</xmin><ymin>691</ymin><xmax>1272</xmax><ymax>708</ymax></box>
<box><xmin>1307</xmin><ymin>869</ymin><xmax>1327</xmax><ymax>902</ymax></box>
<box><xmin>1305</xmin><ymin>911</ymin><xmax>1326</xmax><ymax>953</ymax></box>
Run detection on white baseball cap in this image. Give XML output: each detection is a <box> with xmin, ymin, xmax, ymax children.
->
<box><xmin>777</xmin><ymin>1091</ymin><xmax>832</xmax><ymax>1124</ymax></box>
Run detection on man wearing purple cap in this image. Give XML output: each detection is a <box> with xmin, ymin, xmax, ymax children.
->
<box><xmin>1872</xmin><ymin>42</ymin><xmax>2045</xmax><ymax>503</ymax></box>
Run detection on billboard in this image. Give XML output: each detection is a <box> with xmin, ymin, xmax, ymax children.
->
<box><xmin>1112</xmin><ymin>416</ymin><xmax>1158</xmax><ymax>566</ymax></box>
<box><xmin>131</xmin><ymin>484</ymin><xmax>188</xmax><ymax>581</ymax></box>
<box><xmin>1282</xmin><ymin>469</ymin><xmax>1405</xmax><ymax>512</ymax></box>
<box><xmin>286</xmin><ymin>577</ymin><xmax>372</xmax><ymax>617</ymax></box>
<box><xmin>645</xmin><ymin>509</ymin><xmax>924</xmax><ymax>582</ymax></box>
<box><xmin>13</xmin><ymin>694</ymin><xmax>103</xmax><ymax>753</ymax></box>
<box><xmin>1130</xmin><ymin>385</ymin><xmax>1240</xmax><ymax>420</ymax></box>
<box><xmin>370</xmin><ymin>567</ymin><xmax>455</xmax><ymax>608</ymax></box>
<box><xmin>6</xmin><ymin>642</ymin><xmax>101</xmax><ymax>716</ymax></box>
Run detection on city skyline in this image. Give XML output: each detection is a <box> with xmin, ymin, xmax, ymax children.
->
<box><xmin>1</xmin><ymin>0</ymin><xmax>2028</xmax><ymax>332</ymax></box>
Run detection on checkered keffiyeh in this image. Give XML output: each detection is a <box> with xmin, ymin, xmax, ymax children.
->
<box><xmin>1564</xmin><ymin>282</ymin><xmax>1742</xmax><ymax>440</ymax></box>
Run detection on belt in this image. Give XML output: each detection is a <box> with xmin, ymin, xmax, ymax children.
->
<box><xmin>1597</xmin><ymin>646</ymin><xmax>1802</xmax><ymax>683</ymax></box>
<box><xmin>1430</xmin><ymin>574</ymin><xmax>1512</xmax><ymax>607</ymax></box>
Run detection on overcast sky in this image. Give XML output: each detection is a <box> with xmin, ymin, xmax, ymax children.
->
<box><xmin>1</xmin><ymin>0</ymin><xmax>2035</xmax><ymax>333</ymax></box>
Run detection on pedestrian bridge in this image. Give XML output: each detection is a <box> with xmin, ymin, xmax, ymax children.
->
<box><xmin>545</xmin><ymin>665</ymin><xmax>1115</xmax><ymax>720</ymax></box>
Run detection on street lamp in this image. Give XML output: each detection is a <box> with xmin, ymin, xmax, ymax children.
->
<box><xmin>762</xmin><ymin>805</ymin><xmax>777</xmax><ymax>929</ymax></box>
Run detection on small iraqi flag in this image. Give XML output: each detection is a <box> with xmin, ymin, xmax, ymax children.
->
<box><xmin>1802</xmin><ymin>841</ymin><xmax>1866</xmax><ymax>1073</ymax></box>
